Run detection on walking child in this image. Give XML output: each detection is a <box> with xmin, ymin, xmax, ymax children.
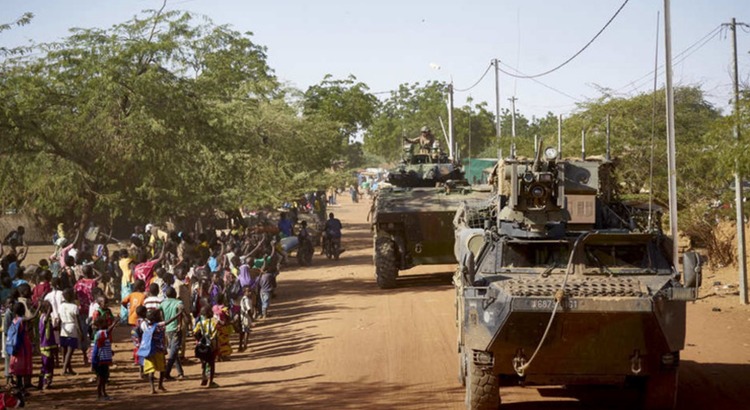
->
<box><xmin>211</xmin><ymin>294</ymin><xmax>232</xmax><ymax>361</ymax></box>
<box><xmin>2</xmin><ymin>290</ymin><xmax>18</xmax><ymax>386</ymax></box>
<box><xmin>193</xmin><ymin>305</ymin><xmax>218</xmax><ymax>388</ymax></box>
<box><xmin>239</xmin><ymin>285</ymin><xmax>253</xmax><ymax>352</ymax></box>
<box><xmin>38</xmin><ymin>300</ymin><xmax>58</xmax><ymax>389</ymax></box>
<box><xmin>130</xmin><ymin>306</ymin><xmax>147</xmax><ymax>379</ymax></box>
<box><xmin>7</xmin><ymin>302</ymin><xmax>33</xmax><ymax>396</ymax></box>
<box><xmin>91</xmin><ymin>312</ymin><xmax>118</xmax><ymax>401</ymax></box>
<box><xmin>59</xmin><ymin>288</ymin><xmax>82</xmax><ymax>375</ymax></box>
<box><xmin>138</xmin><ymin>308</ymin><xmax>179</xmax><ymax>394</ymax></box>
<box><xmin>160</xmin><ymin>287</ymin><xmax>185</xmax><ymax>380</ymax></box>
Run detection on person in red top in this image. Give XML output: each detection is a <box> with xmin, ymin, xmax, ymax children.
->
<box><xmin>31</xmin><ymin>270</ymin><xmax>52</xmax><ymax>308</ymax></box>
<box><xmin>73</xmin><ymin>264</ymin><xmax>100</xmax><ymax>366</ymax></box>
<box><xmin>132</xmin><ymin>246</ymin><xmax>165</xmax><ymax>287</ymax></box>
<box><xmin>73</xmin><ymin>265</ymin><xmax>101</xmax><ymax>315</ymax></box>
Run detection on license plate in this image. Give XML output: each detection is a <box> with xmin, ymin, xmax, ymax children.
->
<box><xmin>515</xmin><ymin>298</ymin><xmax>579</xmax><ymax>311</ymax></box>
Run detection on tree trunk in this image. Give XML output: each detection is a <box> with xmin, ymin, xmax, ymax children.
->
<box><xmin>76</xmin><ymin>191</ymin><xmax>96</xmax><ymax>248</ymax></box>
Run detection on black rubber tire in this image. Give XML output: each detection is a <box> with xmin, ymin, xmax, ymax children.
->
<box><xmin>375</xmin><ymin>237</ymin><xmax>398</xmax><ymax>289</ymax></box>
<box><xmin>458</xmin><ymin>346</ymin><xmax>467</xmax><ymax>387</ymax></box>
<box><xmin>465</xmin><ymin>358</ymin><xmax>500</xmax><ymax>410</ymax></box>
<box><xmin>642</xmin><ymin>369</ymin><xmax>678</xmax><ymax>410</ymax></box>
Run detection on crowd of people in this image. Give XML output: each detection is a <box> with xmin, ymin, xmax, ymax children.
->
<box><xmin>0</xmin><ymin>213</ymin><xmax>325</xmax><ymax>404</ymax></box>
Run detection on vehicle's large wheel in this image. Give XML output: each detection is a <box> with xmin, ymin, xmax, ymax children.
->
<box><xmin>642</xmin><ymin>369</ymin><xmax>678</xmax><ymax>410</ymax></box>
<box><xmin>375</xmin><ymin>237</ymin><xmax>398</xmax><ymax>289</ymax></box>
<box><xmin>465</xmin><ymin>358</ymin><xmax>500</xmax><ymax>410</ymax></box>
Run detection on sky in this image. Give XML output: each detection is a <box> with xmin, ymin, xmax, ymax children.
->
<box><xmin>3</xmin><ymin>0</ymin><xmax>750</xmax><ymax>120</ymax></box>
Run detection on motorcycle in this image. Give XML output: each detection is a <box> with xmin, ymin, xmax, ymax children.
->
<box><xmin>322</xmin><ymin>232</ymin><xmax>342</xmax><ymax>260</ymax></box>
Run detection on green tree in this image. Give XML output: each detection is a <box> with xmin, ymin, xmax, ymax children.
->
<box><xmin>0</xmin><ymin>12</ymin><xmax>34</xmax><ymax>57</ymax></box>
<box><xmin>303</xmin><ymin>75</ymin><xmax>378</xmax><ymax>168</ymax></box>
<box><xmin>453</xmin><ymin>98</ymin><xmax>497</xmax><ymax>160</ymax></box>
<box><xmin>364</xmin><ymin>81</ymin><xmax>450</xmax><ymax>162</ymax></box>
<box><xmin>560</xmin><ymin>87</ymin><xmax>721</xmax><ymax>207</ymax></box>
<box><xmin>0</xmin><ymin>8</ymin><xmax>336</xmax><ymax>233</ymax></box>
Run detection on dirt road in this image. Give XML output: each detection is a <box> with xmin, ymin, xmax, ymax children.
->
<box><xmin>27</xmin><ymin>198</ymin><xmax>750</xmax><ymax>409</ymax></box>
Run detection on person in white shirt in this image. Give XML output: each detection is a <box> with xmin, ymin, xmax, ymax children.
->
<box><xmin>59</xmin><ymin>288</ymin><xmax>83</xmax><ymax>375</ymax></box>
<box><xmin>143</xmin><ymin>283</ymin><xmax>163</xmax><ymax>311</ymax></box>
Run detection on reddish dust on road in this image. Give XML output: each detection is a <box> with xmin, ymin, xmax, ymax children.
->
<box><xmin>28</xmin><ymin>198</ymin><xmax>750</xmax><ymax>409</ymax></box>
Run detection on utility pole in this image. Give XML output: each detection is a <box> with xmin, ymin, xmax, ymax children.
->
<box><xmin>494</xmin><ymin>59</ymin><xmax>501</xmax><ymax>144</ymax></box>
<box><xmin>508</xmin><ymin>96</ymin><xmax>518</xmax><ymax>140</ymax></box>
<box><xmin>663</xmin><ymin>0</ymin><xmax>680</xmax><ymax>272</ymax></box>
<box><xmin>728</xmin><ymin>17</ymin><xmax>749</xmax><ymax>305</ymax></box>
<box><xmin>606</xmin><ymin>114</ymin><xmax>611</xmax><ymax>161</ymax></box>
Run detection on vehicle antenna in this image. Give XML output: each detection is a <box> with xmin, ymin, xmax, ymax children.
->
<box><xmin>557</xmin><ymin>114</ymin><xmax>563</xmax><ymax>159</ymax></box>
<box><xmin>648</xmin><ymin>11</ymin><xmax>660</xmax><ymax>232</ymax></box>
<box><xmin>581</xmin><ymin>128</ymin><xmax>586</xmax><ymax>160</ymax></box>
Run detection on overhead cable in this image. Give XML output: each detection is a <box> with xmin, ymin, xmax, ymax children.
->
<box><xmin>500</xmin><ymin>0</ymin><xmax>630</xmax><ymax>79</ymax></box>
<box><xmin>616</xmin><ymin>25</ymin><xmax>722</xmax><ymax>94</ymax></box>
<box><xmin>496</xmin><ymin>62</ymin><xmax>582</xmax><ymax>102</ymax></box>
<box><xmin>454</xmin><ymin>63</ymin><xmax>493</xmax><ymax>92</ymax></box>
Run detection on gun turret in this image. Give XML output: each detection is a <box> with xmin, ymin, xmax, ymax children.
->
<box><xmin>498</xmin><ymin>145</ymin><xmax>568</xmax><ymax>238</ymax></box>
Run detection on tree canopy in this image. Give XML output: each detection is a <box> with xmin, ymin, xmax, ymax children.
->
<box><xmin>1</xmin><ymin>7</ymin><xmax>748</xmax><ymax>259</ymax></box>
<box><xmin>0</xmin><ymin>9</ymin><xmax>346</xmax><ymax>232</ymax></box>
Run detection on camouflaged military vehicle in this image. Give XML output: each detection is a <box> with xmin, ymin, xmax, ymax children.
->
<box><xmin>453</xmin><ymin>143</ymin><xmax>701</xmax><ymax>409</ymax></box>
<box><xmin>371</xmin><ymin>140</ymin><xmax>486</xmax><ymax>289</ymax></box>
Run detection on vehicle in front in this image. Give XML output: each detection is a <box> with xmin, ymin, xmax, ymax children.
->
<box><xmin>454</xmin><ymin>144</ymin><xmax>701</xmax><ymax>409</ymax></box>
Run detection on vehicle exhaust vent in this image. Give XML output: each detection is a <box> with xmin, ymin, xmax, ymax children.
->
<box><xmin>498</xmin><ymin>277</ymin><xmax>647</xmax><ymax>297</ymax></box>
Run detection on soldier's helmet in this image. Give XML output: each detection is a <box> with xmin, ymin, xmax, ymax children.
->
<box><xmin>421</xmin><ymin>126</ymin><xmax>430</xmax><ymax>133</ymax></box>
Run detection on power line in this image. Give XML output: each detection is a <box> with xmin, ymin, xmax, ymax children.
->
<box><xmin>454</xmin><ymin>63</ymin><xmax>493</xmax><ymax>92</ymax></box>
<box><xmin>496</xmin><ymin>61</ymin><xmax>582</xmax><ymax>102</ymax></box>
<box><xmin>499</xmin><ymin>0</ymin><xmax>630</xmax><ymax>79</ymax></box>
<box><xmin>615</xmin><ymin>25</ymin><xmax>722</xmax><ymax>94</ymax></box>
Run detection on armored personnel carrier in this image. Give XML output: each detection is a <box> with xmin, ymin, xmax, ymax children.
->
<box><xmin>371</xmin><ymin>140</ymin><xmax>486</xmax><ymax>289</ymax></box>
<box><xmin>453</xmin><ymin>143</ymin><xmax>701</xmax><ymax>409</ymax></box>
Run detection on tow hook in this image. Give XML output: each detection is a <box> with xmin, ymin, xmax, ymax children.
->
<box><xmin>512</xmin><ymin>349</ymin><xmax>527</xmax><ymax>376</ymax></box>
<box><xmin>630</xmin><ymin>349</ymin><xmax>642</xmax><ymax>375</ymax></box>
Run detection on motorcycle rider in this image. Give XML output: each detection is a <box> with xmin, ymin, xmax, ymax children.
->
<box><xmin>321</xmin><ymin>213</ymin><xmax>344</xmax><ymax>256</ymax></box>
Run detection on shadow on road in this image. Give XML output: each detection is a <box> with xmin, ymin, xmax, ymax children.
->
<box><xmin>131</xmin><ymin>378</ymin><xmax>463</xmax><ymax>410</ymax></box>
<box><xmin>678</xmin><ymin>361</ymin><xmax>750</xmax><ymax>409</ymax></box>
<box><xmin>498</xmin><ymin>361</ymin><xmax>750</xmax><ymax>410</ymax></box>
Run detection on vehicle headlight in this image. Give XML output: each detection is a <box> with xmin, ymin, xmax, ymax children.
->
<box><xmin>544</xmin><ymin>146</ymin><xmax>558</xmax><ymax>160</ymax></box>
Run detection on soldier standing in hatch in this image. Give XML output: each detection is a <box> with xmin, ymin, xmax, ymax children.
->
<box><xmin>403</xmin><ymin>126</ymin><xmax>436</xmax><ymax>152</ymax></box>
